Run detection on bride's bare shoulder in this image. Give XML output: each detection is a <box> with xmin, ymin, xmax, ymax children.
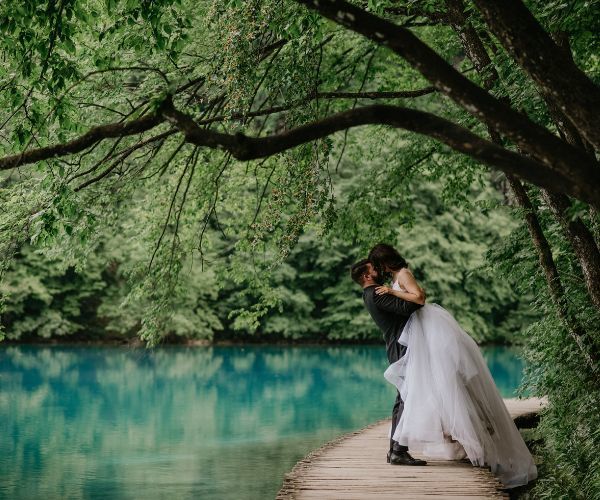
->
<box><xmin>398</xmin><ymin>267</ymin><xmax>415</xmax><ymax>279</ymax></box>
<box><xmin>398</xmin><ymin>267</ymin><xmax>424</xmax><ymax>290</ymax></box>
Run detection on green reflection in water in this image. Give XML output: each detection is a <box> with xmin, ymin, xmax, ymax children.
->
<box><xmin>0</xmin><ymin>345</ymin><xmax>524</xmax><ymax>499</ymax></box>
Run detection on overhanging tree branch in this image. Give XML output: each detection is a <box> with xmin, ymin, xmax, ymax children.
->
<box><xmin>1</xmin><ymin>99</ymin><xmax>599</xmax><ymax>206</ymax></box>
<box><xmin>160</xmin><ymin>99</ymin><xmax>599</xmax><ymax>207</ymax></box>
<box><xmin>0</xmin><ymin>113</ymin><xmax>163</xmax><ymax>171</ymax></box>
<box><xmin>316</xmin><ymin>88</ymin><xmax>435</xmax><ymax>99</ymax></box>
<box><xmin>294</xmin><ymin>0</ymin><xmax>598</xmax><ymax>192</ymax></box>
<box><xmin>196</xmin><ymin>87</ymin><xmax>436</xmax><ymax>125</ymax></box>
<box><xmin>472</xmin><ymin>0</ymin><xmax>600</xmax><ymax>150</ymax></box>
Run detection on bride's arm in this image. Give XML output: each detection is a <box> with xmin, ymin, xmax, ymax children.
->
<box><xmin>375</xmin><ymin>269</ymin><xmax>426</xmax><ymax>305</ymax></box>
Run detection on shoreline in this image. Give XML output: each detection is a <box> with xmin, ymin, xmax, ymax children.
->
<box><xmin>1</xmin><ymin>337</ymin><xmax>520</xmax><ymax>348</ymax></box>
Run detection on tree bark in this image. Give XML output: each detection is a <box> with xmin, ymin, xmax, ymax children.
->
<box><xmin>444</xmin><ymin>0</ymin><xmax>498</xmax><ymax>87</ymax></box>
<box><xmin>295</xmin><ymin>0</ymin><xmax>600</xmax><ymax>196</ymax></box>
<box><xmin>590</xmin><ymin>207</ymin><xmax>600</xmax><ymax>247</ymax></box>
<box><xmin>541</xmin><ymin>190</ymin><xmax>600</xmax><ymax>311</ymax></box>
<box><xmin>160</xmin><ymin>101</ymin><xmax>577</xmax><ymax>195</ymax></box>
<box><xmin>536</xmin><ymin>33</ymin><xmax>600</xmax><ymax>312</ymax></box>
<box><xmin>509</xmin><ymin>179</ymin><xmax>598</xmax><ymax>369</ymax></box>
<box><xmin>444</xmin><ymin>0</ymin><xmax>599</xmax><ymax>368</ymax></box>
<box><xmin>471</xmin><ymin>0</ymin><xmax>600</xmax><ymax>150</ymax></box>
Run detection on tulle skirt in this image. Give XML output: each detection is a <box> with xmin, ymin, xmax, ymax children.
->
<box><xmin>384</xmin><ymin>303</ymin><xmax>537</xmax><ymax>488</ymax></box>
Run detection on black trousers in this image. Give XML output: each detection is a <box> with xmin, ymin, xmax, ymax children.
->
<box><xmin>390</xmin><ymin>390</ymin><xmax>408</xmax><ymax>452</ymax></box>
<box><xmin>387</xmin><ymin>340</ymin><xmax>409</xmax><ymax>452</ymax></box>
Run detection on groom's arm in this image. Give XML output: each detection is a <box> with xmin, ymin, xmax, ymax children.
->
<box><xmin>373</xmin><ymin>293</ymin><xmax>424</xmax><ymax>316</ymax></box>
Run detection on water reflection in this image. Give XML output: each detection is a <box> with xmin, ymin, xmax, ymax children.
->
<box><xmin>0</xmin><ymin>345</ymin><xmax>524</xmax><ymax>499</ymax></box>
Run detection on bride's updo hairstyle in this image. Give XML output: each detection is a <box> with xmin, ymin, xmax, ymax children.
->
<box><xmin>368</xmin><ymin>243</ymin><xmax>408</xmax><ymax>277</ymax></box>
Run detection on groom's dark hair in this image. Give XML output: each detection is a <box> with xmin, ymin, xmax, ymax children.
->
<box><xmin>351</xmin><ymin>259</ymin><xmax>372</xmax><ymax>285</ymax></box>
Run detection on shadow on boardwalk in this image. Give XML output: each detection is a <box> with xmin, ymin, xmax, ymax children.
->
<box><xmin>277</xmin><ymin>398</ymin><xmax>546</xmax><ymax>500</ymax></box>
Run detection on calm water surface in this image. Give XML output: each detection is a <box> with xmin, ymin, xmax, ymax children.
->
<box><xmin>0</xmin><ymin>345</ymin><xmax>525</xmax><ymax>500</ymax></box>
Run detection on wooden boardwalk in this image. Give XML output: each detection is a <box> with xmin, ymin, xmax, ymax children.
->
<box><xmin>277</xmin><ymin>398</ymin><xmax>545</xmax><ymax>500</ymax></box>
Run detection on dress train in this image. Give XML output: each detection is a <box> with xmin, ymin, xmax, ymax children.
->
<box><xmin>384</xmin><ymin>302</ymin><xmax>537</xmax><ymax>488</ymax></box>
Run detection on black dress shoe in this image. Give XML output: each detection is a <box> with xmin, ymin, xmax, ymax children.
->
<box><xmin>387</xmin><ymin>450</ymin><xmax>427</xmax><ymax>466</ymax></box>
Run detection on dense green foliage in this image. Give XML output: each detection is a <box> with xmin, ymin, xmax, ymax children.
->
<box><xmin>490</xmin><ymin>195</ymin><xmax>600</xmax><ymax>499</ymax></box>
<box><xmin>1</xmin><ymin>160</ymin><xmax>534</xmax><ymax>344</ymax></box>
<box><xmin>0</xmin><ymin>0</ymin><xmax>599</xmax><ymax>498</ymax></box>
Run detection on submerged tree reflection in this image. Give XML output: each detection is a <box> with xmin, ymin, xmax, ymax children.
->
<box><xmin>0</xmin><ymin>345</ymin><xmax>524</xmax><ymax>499</ymax></box>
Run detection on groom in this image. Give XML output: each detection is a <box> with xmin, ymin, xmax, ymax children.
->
<box><xmin>351</xmin><ymin>259</ymin><xmax>427</xmax><ymax>466</ymax></box>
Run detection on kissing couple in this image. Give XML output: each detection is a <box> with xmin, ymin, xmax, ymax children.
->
<box><xmin>351</xmin><ymin>243</ymin><xmax>537</xmax><ymax>488</ymax></box>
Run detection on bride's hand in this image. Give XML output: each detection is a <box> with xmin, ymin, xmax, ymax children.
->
<box><xmin>375</xmin><ymin>286</ymin><xmax>391</xmax><ymax>295</ymax></box>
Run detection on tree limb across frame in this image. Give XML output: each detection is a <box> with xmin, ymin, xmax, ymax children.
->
<box><xmin>159</xmin><ymin>99</ymin><xmax>596</xmax><ymax>206</ymax></box>
<box><xmin>471</xmin><ymin>0</ymin><xmax>600</xmax><ymax>151</ymax></box>
<box><xmin>0</xmin><ymin>85</ymin><xmax>434</xmax><ymax>170</ymax></box>
<box><xmin>0</xmin><ymin>113</ymin><xmax>162</xmax><ymax>171</ymax></box>
<box><xmin>1</xmin><ymin>98</ymin><xmax>599</xmax><ymax>207</ymax></box>
<box><xmin>293</xmin><ymin>0</ymin><xmax>599</xmax><ymax>190</ymax></box>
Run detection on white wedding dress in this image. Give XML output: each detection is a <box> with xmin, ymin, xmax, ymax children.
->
<box><xmin>384</xmin><ymin>282</ymin><xmax>537</xmax><ymax>488</ymax></box>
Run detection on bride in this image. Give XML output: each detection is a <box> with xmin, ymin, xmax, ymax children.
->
<box><xmin>368</xmin><ymin>243</ymin><xmax>537</xmax><ymax>488</ymax></box>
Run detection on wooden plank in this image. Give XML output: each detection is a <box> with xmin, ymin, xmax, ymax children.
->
<box><xmin>277</xmin><ymin>397</ymin><xmax>545</xmax><ymax>500</ymax></box>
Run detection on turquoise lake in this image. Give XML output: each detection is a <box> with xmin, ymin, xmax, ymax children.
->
<box><xmin>0</xmin><ymin>345</ymin><xmax>525</xmax><ymax>499</ymax></box>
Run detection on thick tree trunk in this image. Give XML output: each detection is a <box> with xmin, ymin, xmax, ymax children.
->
<box><xmin>508</xmin><ymin>179</ymin><xmax>598</xmax><ymax>368</ymax></box>
<box><xmin>541</xmin><ymin>190</ymin><xmax>600</xmax><ymax>311</ymax></box>
<box><xmin>295</xmin><ymin>0</ymin><xmax>600</xmax><ymax>206</ymax></box>
<box><xmin>590</xmin><ymin>207</ymin><xmax>600</xmax><ymax>247</ymax></box>
<box><xmin>537</xmin><ymin>33</ymin><xmax>600</xmax><ymax>312</ymax></box>
<box><xmin>444</xmin><ymin>0</ymin><xmax>599</xmax><ymax>368</ymax></box>
<box><xmin>472</xmin><ymin>0</ymin><xmax>600</xmax><ymax>150</ymax></box>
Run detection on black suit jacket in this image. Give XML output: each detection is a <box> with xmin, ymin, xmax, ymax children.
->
<box><xmin>362</xmin><ymin>285</ymin><xmax>424</xmax><ymax>363</ymax></box>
